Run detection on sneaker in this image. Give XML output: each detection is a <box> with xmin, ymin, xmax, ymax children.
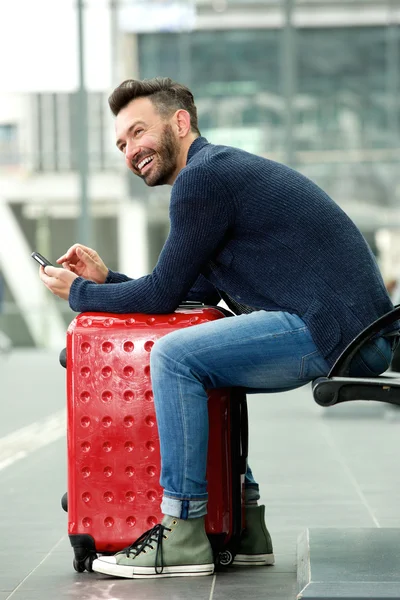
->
<box><xmin>233</xmin><ymin>505</ymin><xmax>275</xmax><ymax>566</ymax></box>
<box><xmin>92</xmin><ymin>515</ymin><xmax>214</xmax><ymax>579</ymax></box>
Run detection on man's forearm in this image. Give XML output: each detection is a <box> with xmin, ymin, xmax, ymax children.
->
<box><xmin>105</xmin><ymin>270</ymin><xmax>133</xmax><ymax>284</ymax></box>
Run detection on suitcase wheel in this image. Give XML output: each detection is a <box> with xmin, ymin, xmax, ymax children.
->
<box><xmin>216</xmin><ymin>549</ymin><xmax>234</xmax><ymax>567</ymax></box>
<box><xmin>73</xmin><ymin>555</ymin><xmax>95</xmax><ymax>573</ymax></box>
<box><xmin>84</xmin><ymin>555</ymin><xmax>95</xmax><ymax>572</ymax></box>
<box><xmin>61</xmin><ymin>492</ymin><xmax>68</xmax><ymax>513</ymax></box>
<box><xmin>73</xmin><ymin>558</ymin><xmax>86</xmax><ymax>573</ymax></box>
<box><xmin>59</xmin><ymin>347</ymin><xmax>67</xmax><ymax>368</ymax></box>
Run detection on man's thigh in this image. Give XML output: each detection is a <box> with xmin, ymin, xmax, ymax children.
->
<box><xmin>152</xmin><ymin>310</ymin><xmax>330</xmax><ymax>390</ymax></box>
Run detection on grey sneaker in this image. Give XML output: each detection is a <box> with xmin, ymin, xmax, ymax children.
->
<box><xmin>92</xmin><ymin>515</ymin><xmax>214</xmax><ymax>579</ymax></box>
<box><xmin>233</xmin><ymin>505</ymin><xmax>275</xmax><ymax>566</ymax></box>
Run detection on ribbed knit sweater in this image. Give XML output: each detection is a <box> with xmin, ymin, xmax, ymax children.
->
<box><xmin>69</xmin><ymin>137</ymin><xmax>395</xmax><ymax>367</ymax></box>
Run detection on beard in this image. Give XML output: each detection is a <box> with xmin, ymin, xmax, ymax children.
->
<box><xmin>138</xmin><ymin>123</ymin><xmax>180</xmax><ymax>187</ymax></box>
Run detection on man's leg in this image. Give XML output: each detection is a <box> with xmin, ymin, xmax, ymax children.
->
<box><xmin>92</xmin><ymin>310</ymin><xmax>329</xmax><ymax>579</ymax></box>
<box><xmin>154</xmin><ymin>311</ymin><xmax>329</xmax><ymax>511</ymax></box>
<box><xmin>229</xmin><ymin>464</ymin><xmax>275</xmax><ymax>566</ymax></box>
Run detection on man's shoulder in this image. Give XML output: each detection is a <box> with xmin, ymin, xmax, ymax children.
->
<box><xmin>171</xmin><ymin>147</ymin><xmax>231</xmax><ymax>202</ymax></box>
<box><xmin>175</xmin><ymin>144</ymin><xmax>216</xmax><ymax>185</ymax></box>
<box><xmin>172</xmin><ymin>159</ymin><xmax>219</xmax><ymax>198</ymax></box>
<box><xmin>174</xmin><ymin>139</ymin><xmax>276</xmax><ymax>197</ymax></box>
<box><xmin>182</xmin><ymin>141</ymin><xmax>255</xmax><ymax>178</ymax></box>
<box><xmin>194</xmin><ymin>140</ymin><xmax>250</xmax><ymax>161</ymax></box>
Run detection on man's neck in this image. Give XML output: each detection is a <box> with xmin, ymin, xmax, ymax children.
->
<box><xmin>169</xmin><ymin>133</ymin><xmax>199</xmax><ymax>184</ymax></box>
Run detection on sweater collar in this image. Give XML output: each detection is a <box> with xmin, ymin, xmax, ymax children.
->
<box><xmin>187</xmin><ymin>136</ymin><xmax>209</xmax><ymax>163</ymax></box>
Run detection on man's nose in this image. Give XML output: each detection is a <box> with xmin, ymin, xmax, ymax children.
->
<box><xmin>125</xmin><ymin>142</ymin><xmax>140</xmax><ymax>166</ymax></box>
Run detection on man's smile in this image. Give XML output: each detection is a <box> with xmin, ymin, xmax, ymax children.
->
<box><xmin>137</xmin><ymin>154</ymin><xmax>155</xmax><ymax>173</ymax></box>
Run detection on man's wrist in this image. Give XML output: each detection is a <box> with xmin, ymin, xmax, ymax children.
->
<box><xmin>104</xmin><ymin>269</ymin><xmax>113</xmax><ymax>284</ymax></box>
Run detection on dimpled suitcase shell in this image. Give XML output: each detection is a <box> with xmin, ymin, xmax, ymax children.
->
<box><xmin>66</xmin><ymin>307</ymin><xmax>245</xmax><ymax>561</ymax></box>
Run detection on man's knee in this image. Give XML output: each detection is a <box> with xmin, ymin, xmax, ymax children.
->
<box><xmin>150</xmin><ymin>330</ymin><xmax>185</xmax><ymax>370</ymax></box>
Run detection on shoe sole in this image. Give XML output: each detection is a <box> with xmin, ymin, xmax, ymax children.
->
<box><xmin>92</xmin><ymin>559</ymin><xmax>215</xmax><ymax>579</ymax></box>
<box><xmin>232</xmin><ymin>553</ymin><xmax>275</xmax><ymax>566</ymax></box>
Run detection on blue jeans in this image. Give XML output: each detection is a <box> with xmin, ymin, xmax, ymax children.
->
<box><xmin>149</xmin><ymin>310</ymin><xmax>392</xmax><ymax>519</ymax></box>
<box><xmin>347</xmin><ymin>334</ymin><xmax>394</xmax><ymax>377</ymax></box>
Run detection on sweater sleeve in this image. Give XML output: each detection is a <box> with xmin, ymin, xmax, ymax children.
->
<box><xmin>105</xmin><ymin>270</ymin><xmax>132</xmax><ymax>284</ymax></box>
<box><xmin>68</xmin><ymin>167</ymin><xmax>231</xmax><ymax>314</ymax></box>
<box><xmin>184</xmin><ymin>274</ymin><xmax>221</xmax><ymax>306</ymax></box>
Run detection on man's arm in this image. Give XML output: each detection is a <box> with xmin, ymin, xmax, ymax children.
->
<box><xmin>184</xmin><ymin>275</ymin><xmax>221</xmax><ymax>306</ymax></box>
<box><xmin>68</xmin><ymin>168</ymin><xmax>232</xmax><ymax>314</ymax></box>
<box><xmin>105</xmin><ymin>270</ymin><xmax>132</xmax><ymax>284</ymax></box>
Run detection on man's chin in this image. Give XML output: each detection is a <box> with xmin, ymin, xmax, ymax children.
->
<box><xmin>143</xmin><ymin>171</ymin><xmax>173</xmax><ymax>187</ymax></box>
<box><xmin>134</xmin><ymin>171</ymin><xmax>158</xmax><ymax>187</ymax></box>
<box><xmin>142</xmin><ymin>176</ymin><xmax>162</xmax><ymax>188</ymax></box>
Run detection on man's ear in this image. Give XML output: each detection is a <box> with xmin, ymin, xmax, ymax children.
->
<box><xmin>174</xmin><ymin>109</ymin><xmax>192</xmax><ymax>138</ymax></box>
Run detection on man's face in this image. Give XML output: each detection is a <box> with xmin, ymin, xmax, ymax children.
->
<box><xmin>115</xmin><ymin>97</ymin><xmax>181</xmax><ymax>187</ymax></box>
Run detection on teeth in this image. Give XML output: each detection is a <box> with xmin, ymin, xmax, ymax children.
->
<box><xmin>137</xmin><ymin>155</ymin><xmax>154</xmax><ymax>171</ymax></box>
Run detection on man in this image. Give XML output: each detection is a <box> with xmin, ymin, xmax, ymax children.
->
<box><xmin>39</xmin><ymin>77</ymin><xmax>396</xmax><ymax>579</ymax></box>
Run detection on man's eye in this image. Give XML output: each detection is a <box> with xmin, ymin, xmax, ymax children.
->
<box><xmin>119</xmin><ymin>144</ymin><xmax>126</xmax><ymax>153</ymax></box>
<box><xmin>134</xmin><ymin>129</ymin><xmax>144</xmax><ymax>136</ymax></box>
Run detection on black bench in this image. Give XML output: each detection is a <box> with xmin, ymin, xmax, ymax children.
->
<box><xmin>313</xmin><ymin>305</ymin><xmax>400</xmax><ymax>409</ymax></box>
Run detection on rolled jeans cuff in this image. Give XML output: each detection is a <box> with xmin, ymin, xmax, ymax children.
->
<box><xmin>161</xmin><ymin>494</ymin><xmax>208</xmax><ymax>520</ymax></box>
<box><xmin>244</xmin><ymin>485</ymin><xmax>260</xmax><ymax>505</ymax></box>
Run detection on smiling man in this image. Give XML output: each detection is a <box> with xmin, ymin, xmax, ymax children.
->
<box><xmin>39</xmin><ymin>77</ymin><xmax>397</xmax><ymax>580</ymax></box>
<box><xmin>114</xmin><ymin>94</ymin><xmax>190</xmax><ymax>186</ymax></box>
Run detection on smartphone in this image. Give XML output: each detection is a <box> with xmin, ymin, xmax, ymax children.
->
<box><xmin>31</xmin><ymin>251</ymin><xmax>53</xmax><ymax>268</ymax></box>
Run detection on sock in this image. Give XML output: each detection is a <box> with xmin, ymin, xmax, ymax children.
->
<box><xmin>245</xmin><ymin>499</ymin><xmax>258</xmax><ymax>507</ymax></box>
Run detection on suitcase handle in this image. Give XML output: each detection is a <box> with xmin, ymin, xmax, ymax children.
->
<box><xmin>238</xmin><ymin>392</ymin><xmax>248</xmax><ymax>473</ymax></box>
<box><xmin>179</xmin><ymin>301</ymin><xmax>204</xmax><ymax>307</ymax></box>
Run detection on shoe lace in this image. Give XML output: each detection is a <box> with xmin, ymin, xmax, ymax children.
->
<box><xmin>122</xmin><ymin>524</ymin><xmax>171</xmax><ymax>574</ymax></box>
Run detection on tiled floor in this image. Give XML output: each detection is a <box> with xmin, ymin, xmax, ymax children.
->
<box><xmin>1</xmin><ymin>350</ymin><xmax>399</xmax><ymax>600</ymax></box>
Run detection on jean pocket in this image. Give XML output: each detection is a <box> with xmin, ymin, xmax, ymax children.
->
<box><xmin>299</xmin><ymin>349</ymin><xmax>330</xmax><ymax>380</ymax></box>
<box><xmin>348</xmin><ymin>336</ymin><xmax>392</xmax><ymax>377</ymax></box>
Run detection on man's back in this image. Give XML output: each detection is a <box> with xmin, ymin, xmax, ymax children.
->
<box><xmin>179</xmin><ymin>138</ymin><xmax>394</xmax><ymax>365</ymax></box>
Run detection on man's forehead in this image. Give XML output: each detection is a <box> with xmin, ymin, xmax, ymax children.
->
<box><xmin>115</xmin><ymin>97</ymin><xmax>157</xmax><ymax>135</ymax></box>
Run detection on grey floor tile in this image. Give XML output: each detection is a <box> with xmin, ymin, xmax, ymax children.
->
<box><xmin>0</xmin><ymin>578</ymin><xmax>17</xmax><ymax>594</ymax></box>
<box><xmin>213</xmin><ymin>569</ymin><xmax>298</xmax><ymax>600</ymax></box>
<box><xmin>371</xmin><ymin>509</ymin><xmax>400</xmax><ymax>522</ymax></box>
<box><xmin>9</xmin><ymin>539</ymin><xmax>213</xmax><ymax>598</ymax></box>
<box><xmin>0</xmin><ymin>555</ymin><xmax>56</xmax><ymax>592</ymax></box>
<box><xmin>270</xmin><ymin>532</ymin><xmax>298</xmax><ymax>555</ymax></box>
<box><xmin>10</xmin><ymin>575</ymin><xmax>214</xmax><ymax>600</ymax></box>
<box><xmin>273</xmin><ymin>542</ymin><xmax>298</xmax><ymax>556</ymax></box>
<box><xmin>263</xmin><ymin>555</ymin><xmax>296</xmax><ymax>573</ymax></box>
<box><xmin>320</xmin><ymin>404</ymin><xmax>385</xmax><ymax>419</ymax></box>
<box><xmin>0</xmin><ymin>350</ymin><xmax>65</xmax><ymax>438</ymax></box>
<box><xmin>374</xmin><ymin>519</ymin><xmax>400</xmax><ymax>528</ymax></box>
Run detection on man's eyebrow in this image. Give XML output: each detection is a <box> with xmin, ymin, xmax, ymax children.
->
<box><xmin>116</xmin><ymin>121</ymin><xmax>145</xmax><ymax>148</ymax></box>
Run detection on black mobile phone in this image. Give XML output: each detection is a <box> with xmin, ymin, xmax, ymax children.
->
<box><xmin>31</xmin><ymin>251</ymin><xmax>53</xmax><ymax>268</ymax></box>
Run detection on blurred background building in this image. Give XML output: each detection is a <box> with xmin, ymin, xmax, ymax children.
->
<box><xmin>0</xmin><ymin>0</ymin><xmax>399</xmax><ymax>347</ymax></box>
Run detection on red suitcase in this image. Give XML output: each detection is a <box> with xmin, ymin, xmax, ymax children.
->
<box><xmin>62</xmin><ymin>305</ymin><xmax>248</xmax><ymax>572</ymax></box>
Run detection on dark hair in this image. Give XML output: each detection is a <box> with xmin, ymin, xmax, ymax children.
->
<box><xmin>108</xmin><ymin>77</ymin><xmax>201</xmax><ymax>136</ymax></box>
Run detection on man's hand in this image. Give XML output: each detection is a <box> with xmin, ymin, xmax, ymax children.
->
<box><xmin>39</xmin><ymin>266</ymin><xmax>79</xmax><ymax>301</ymax></box>
<box><xmin>56</xmin><ymin>244</ymin><xmax>108</xmax><ymax>284</ymax></box>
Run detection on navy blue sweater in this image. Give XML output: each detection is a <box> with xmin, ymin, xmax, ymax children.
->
<box><xmin>69</xmin><ymin>137</ymin><xmax>395</xmax><ymax>366</ymax></box>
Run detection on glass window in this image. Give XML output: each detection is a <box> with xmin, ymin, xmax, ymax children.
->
<box><xmin>296</xmin><ymin>26</ymin><xmax>393</xmax><ymax>151</ymax></box>
<box><xmin>137</xmin><ymin>25</ymin><xmax>399</xmax><ymax>157</ymax></box>
<box><xmin>139</xmin><ymin>29</ymin><xmax>280</xmax><ymax>98</ymax></box>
